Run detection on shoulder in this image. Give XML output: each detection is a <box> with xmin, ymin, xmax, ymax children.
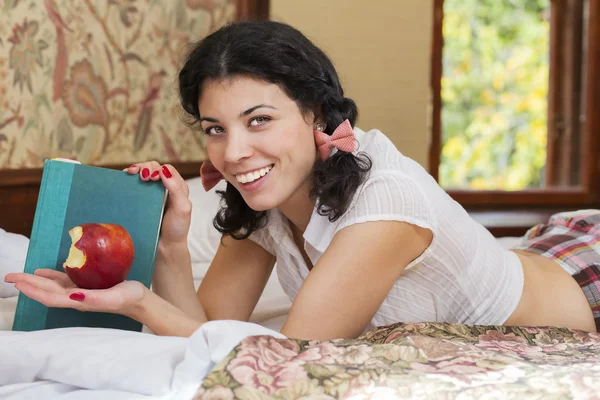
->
<box><xmin>337</xmin><ymin>171</ymin><xmax>438</xmax><ymax>234</ymax></box>
<box><xmin>304</xmin><ymin>127</ymin><xmax>440</xmax><ymax>253</ymax></box>
<box><xmin>305</xmin><ymin>170</ymin><xmax>439</xmax><ymax>254</ymax></box>
<box><xmin>345</xmin><ymin>125</ymin><xmax>441</xmax><ymax>225</ymax></box>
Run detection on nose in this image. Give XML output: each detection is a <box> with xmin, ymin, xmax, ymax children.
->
<box><xmin>223</xmin><ymin>128</ymin><xmax>253</xmax><ymax>164</ymax></box>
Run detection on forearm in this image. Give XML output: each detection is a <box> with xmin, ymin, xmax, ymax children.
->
<box><xmin>128</xmin><ymin>286</ymin><xmax>206</xmax><ymax>337</ymax></box>
<box><xmin>152</xmin><ymin>241</ymin><xmax>205</xmax><ymax>320</ymax></box>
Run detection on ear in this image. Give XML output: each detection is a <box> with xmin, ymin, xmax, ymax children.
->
<box><xmin>304</xmin><ymin>106</ymin><xmax>324</xmax><ymax>128</ymax></box>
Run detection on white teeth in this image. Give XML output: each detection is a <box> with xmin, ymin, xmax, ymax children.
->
<box><xmin>236</xmin><ymin>165</ymin><xmax>273</xmax><ymax>184</ymax></box>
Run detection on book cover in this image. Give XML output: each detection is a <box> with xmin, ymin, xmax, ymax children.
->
<box><xmin>12</xmin><ymin>159</ymin><xmax>166</xmax><ymax>332</ymax></box>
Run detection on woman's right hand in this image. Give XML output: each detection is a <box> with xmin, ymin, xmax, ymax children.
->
<box><xmin>125</xmin><ymin>162</ymin><xmax>193</xmax><ymax>246</ymax></box>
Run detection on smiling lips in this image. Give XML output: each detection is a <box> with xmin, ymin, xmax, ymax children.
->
<box><xmin>235</xmin><ymin>164</ymin><xmax>274</xmax><ymax>184</ymax></box>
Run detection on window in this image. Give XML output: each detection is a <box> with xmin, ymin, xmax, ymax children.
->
<box><xmin>431</xmin><ymin>0</ymin><xmax>600</xmax><ymax>212</ymax></box>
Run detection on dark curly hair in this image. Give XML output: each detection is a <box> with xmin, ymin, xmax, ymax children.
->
<box><xmin>178</xmin><ymin>20</ymin><xmax>372</xmax><ymax>239</ymax></box>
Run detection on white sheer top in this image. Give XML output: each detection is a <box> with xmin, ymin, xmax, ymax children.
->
<box><xmin>249</xmin><ymin>126</ymin><xmax>524</xmax><ymax>329</ymax></box>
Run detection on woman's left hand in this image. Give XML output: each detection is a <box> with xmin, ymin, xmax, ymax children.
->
<box><xmin>4</xmin><ymin>269</ymin><xmax>147</xmax><ymax>317</ymax></box>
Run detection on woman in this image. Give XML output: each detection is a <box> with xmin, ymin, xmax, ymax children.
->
<box><xmin>6</xmin><ymin>21</ymin><xmax>599</xmax><ymax>340</ymax></box>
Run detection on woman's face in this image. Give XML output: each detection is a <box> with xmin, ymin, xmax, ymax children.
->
<box><xmin>198</xmin><ymin>76</ymin><xmax>319</xmax><ymax>211</ymax></box>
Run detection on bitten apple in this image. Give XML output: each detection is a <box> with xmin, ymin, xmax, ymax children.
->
<box><xmin>62</xmin><ymin>223</ymin><xmax>135</xmax><ymax>289</ymax></box>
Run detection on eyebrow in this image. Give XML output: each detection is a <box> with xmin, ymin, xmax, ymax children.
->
<box><xmin>199</xmin><ymin>104</ymin><xmax>277</xmax><ymax>123</ymax></box>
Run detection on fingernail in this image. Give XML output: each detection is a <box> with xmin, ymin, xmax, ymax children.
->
<box><xmin>151</xmin><ymin>170</ymin><xmax>159</xmax><ymax>178</ymax></box>
<box><xmin>69</xmin><ymin>292</ymin><xmax>85</xmax><ymax>301</ymax></box>
<box><xmin>129</xmin><ymin>164</ymin><xmax>137</xmax><ymax>169</ymax></box>
<box><xmin>162</xmin><ymin>165</ymin><xmax>172</xmax><ymax>178</ymax></box>
<box><xmin>141</xmin><ymin>168</ymin><xmax>150</xmax><ymax>179</ymax></box>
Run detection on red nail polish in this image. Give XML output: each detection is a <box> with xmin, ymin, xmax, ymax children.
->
<box><xmin>69</xmin><ymin>292</ymin><xmax>85</xmax><ymax>301</ymax></box>
<box><xmin>141</xmin><ymin>168</ymin><xmax>150</xmax><ymax>179</ymax></box>
<box><xmin>151</xmin><ymin>170</ymin><xmax>159</xmax><ymax>178</ymax></box>
<box><xmin>162</xmin><ymin>165</ymin><xmax>172</xmax><ymax>178</ymax></box>
<box><xmin>129</xmin><ymin>164</ymin><xmax>137</xmax><ymax>169</ymax></box>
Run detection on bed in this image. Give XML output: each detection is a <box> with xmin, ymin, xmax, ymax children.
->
<box><xmin>1</xmin><ymin>178</ymin><xmax>600</xmax><ymax>399</ymax></box>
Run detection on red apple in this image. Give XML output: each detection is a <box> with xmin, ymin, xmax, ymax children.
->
<box><xmin>62</xmin><ymin>223</ymin><xmax>135</xmax><ymax>290</ymax></box>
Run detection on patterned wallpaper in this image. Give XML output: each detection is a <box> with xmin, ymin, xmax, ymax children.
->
<box><xmin>0</xmin><ymin>0</ymin><xmax>236</xmax><ymax>169</ymax></box>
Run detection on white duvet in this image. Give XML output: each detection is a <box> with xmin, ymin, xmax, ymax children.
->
<box><xmin>0</xmin><ymin>260</ymin><xmax>291</xmax><ymax>399</ymax></box>
<box><xmin>0</xmin><ymin>320</ymin><xmax>285</xmax><ymax>399</ymax></box>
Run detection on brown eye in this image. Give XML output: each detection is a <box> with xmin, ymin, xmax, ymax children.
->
<box><xmin>205</xmin><ymin>126</ymin><xmax>224</xmax><ymax>135</ymax></box>
<box><xmin>249</xmin><ymin>116</ymin><xmax>271</xmax><ymax>127</ymax></box>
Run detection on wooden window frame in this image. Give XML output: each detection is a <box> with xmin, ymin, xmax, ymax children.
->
<box><xmin>430</xmin><ymin>0</ymin><xmax>600</xmax><ymax>235</ymax></box>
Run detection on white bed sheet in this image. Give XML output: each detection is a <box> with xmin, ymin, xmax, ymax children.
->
<box><xmin>0</xmin><ymin>266</ymin><xmax>290</xmax><ymax>399</ymax></box>
<box><xmin>0</xmin><ymin>295</ymin><xmax>16</xmax><ymax>331</ymax></box>
<box><xmin>0</xmin><ymin>382</ymin><xmax>157</xmax><ymax>400</ymax></box>
<box><xmin>0</xmin><ymin>320</ymin><xmax>285</xmax><ymax>400</ymax></box>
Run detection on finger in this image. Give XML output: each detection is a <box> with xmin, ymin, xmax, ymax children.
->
<box><xmin>64</xmin><ymin>287</ymin><xmax>119</xmax><ymax>312</ymax></box>
<box><xmin>123</xmin><ymin>164</ymin><xmax>140</xmax><ymax>173</ymax></box>
<box><xmin>150</xmin><ymin>169</ymin><xmax>161</xmax><ymax>181</ymax></box>
<box><xmin>34</xmin><ymin>269</ymin><xmax>77</xmax><ymax>288</ymax></box>
<box><xmin>15</xmin><ymin>282</ymin><xmax>86</xmax><ymax>311</ymax></box>
<box><xmin>5</xmin><ymin>272</ymin><xmax>46</xmax><ymax>285</ymax></box>
<box><xmin>9</xmin><ymin>272</ymin><xmax>67</xmax><ymax>293</ymax></box>
<box><xmin>138</xmin><ymin>161</ymin><xmax>161</xmax><ymax>181</ymax></box>
<box><xmin>64</xmin><ymin>284</ymin><xmax>138</xmax><ymax>313</ymax></box>
<box><xmin>123</xmin><ymin>161</ymin><xmax>161</xmax><ymax>180</ymax></box>
<box><xmin>4</xmin><ymin>272</ymin><xmax>19</xmax><ymax>283</ymax></box>
<box><xmin>160</xmin><ymin>164</ymin><xmax>192</xmax><ymax>217</ymax></box>
<box><xmin>160</xmin><ymin>164</ymin><xmax>190</xmax><ymax>196</ymax></box>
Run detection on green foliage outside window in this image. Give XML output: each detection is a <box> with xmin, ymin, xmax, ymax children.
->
<box><xmin>440</xmin><ymin>0</ymin><xmax>550</xmax><ymax>190</ymax></box>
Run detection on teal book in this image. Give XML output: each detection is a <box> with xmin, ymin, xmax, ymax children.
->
<box><xmin>12</xmin><ymin>159</ymin><xmax>167</xmax><ymax>332</ymax></box>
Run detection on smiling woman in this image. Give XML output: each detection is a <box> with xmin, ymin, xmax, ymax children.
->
<box><xmin>7</xmin><ymin>20</ymin><xmax>600</xmax><ymax>341</ymax></box>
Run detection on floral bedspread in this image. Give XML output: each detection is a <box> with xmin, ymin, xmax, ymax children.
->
<box><xmin>195</xmin><ymin>322</ymin><xmax>600</xmax><ymax>399</ymax></box>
